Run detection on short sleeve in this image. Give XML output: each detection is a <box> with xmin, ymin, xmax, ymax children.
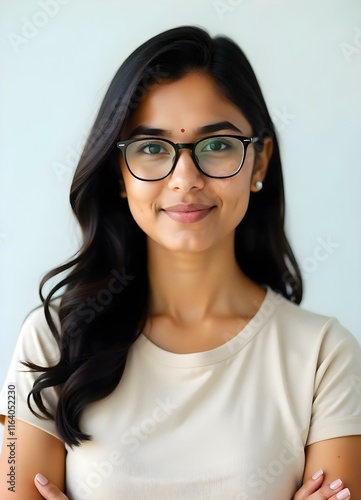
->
<box><xmin>0</xmin><ymin>302</ymin><xmax>61</xmax><ymax>439</ymax></box>
<box><xmin>306</xmin><ymin>318</ymin><xmax>361</xmax><ymax>445</ymax></box>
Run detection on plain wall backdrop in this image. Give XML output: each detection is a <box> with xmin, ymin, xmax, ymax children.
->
<box><xmin>1</xmin><ymin>0</ymin><xmax>361</xmax><ymax>446</ymax></box>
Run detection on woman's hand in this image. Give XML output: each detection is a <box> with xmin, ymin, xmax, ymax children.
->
<box><xmin>34</xmin><ymin>469</ymin><xmax>352</xmax><ymax>500</ymax></box>
<box><xmin>293</xmin><ymin>469</ymin><xmax>351</xmax><ymax>500</ymax></box>
<box><xmin>34</xmin><ymin>474</ymin><xmax>69</xmax><ymax>499</ymax></box>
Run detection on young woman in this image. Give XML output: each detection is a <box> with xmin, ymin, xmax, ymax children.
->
<box><xmin>1</xmin><ymin>25</ymin><xmax>360</xmax><ymax>500</ymax></box>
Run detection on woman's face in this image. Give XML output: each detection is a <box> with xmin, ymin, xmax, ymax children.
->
<box><xmin>119</xmin><ymin>72</ymin><xmax>268</xmax><ymax>254</ymax></box>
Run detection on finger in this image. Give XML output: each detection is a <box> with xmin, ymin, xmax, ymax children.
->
<box><xmin>315</xmin><ymin>479</ymin><xmax>351</xmax><ymax>500</ymax></box>
<box><xmin>34</xmin><ymin>474</ymin><xmax>69</xmax><ymax>499</ymax></box>
<box><xmin>292</xmin><ymin>470</ymin><xmax>352</xmax><ymax>500</ymax></box>
<box><xmin>292</xmin><ymin>469</ymin><xmax>324</xmax><ymax>499</ymax></box>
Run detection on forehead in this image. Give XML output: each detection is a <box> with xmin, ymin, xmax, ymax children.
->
<box><xmin>122</xmin><ymin>72</ymin><xmax>252</xmax><ymax>137</ymax></box>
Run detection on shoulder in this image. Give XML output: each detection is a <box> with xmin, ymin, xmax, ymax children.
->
<box><xmin>267</xmin><ymin>288</ymin><xmax>361</xmax><ymax>357</ymax></box>
<box><xmin>22</xmin><ymin>298</ymin><xmax>61</xmax><ymax>329</ymax></box>
<box><xmin>16</xmin><ymin>299</ymin><xmax>61</xmax><ymax>366</ymax></box>
<box><xmin>265</xmin><ymin>289</ymin><xmax>361</xmax><ymax>427</ymax></box>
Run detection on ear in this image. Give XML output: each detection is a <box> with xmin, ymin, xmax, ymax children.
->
<box><xmin>250</xmin><ymin>136</ymin><xmax>273</xmax><ymax>192</ymax></box>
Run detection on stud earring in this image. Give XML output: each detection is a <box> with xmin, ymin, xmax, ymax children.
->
<box><xmin>255</xmin><ymin>181</ymin><xmax>263</xmax><ymax>191</ymax></box>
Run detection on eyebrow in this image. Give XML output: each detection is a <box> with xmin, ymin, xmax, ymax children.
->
<box><xmin>196</xmin><ymin>121</ymin><xmax>243</xmax><ymax>135</ymax></box>
<box><xmin>128</xmin><ymin>121</ymin><xmax>243</xmax><ymax>138</ymax></box>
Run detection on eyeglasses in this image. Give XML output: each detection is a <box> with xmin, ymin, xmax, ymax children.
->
<box><xmin>116</xmin><ymin>135</ymin><xmax>259</xmax><ymax>181</ymax></box>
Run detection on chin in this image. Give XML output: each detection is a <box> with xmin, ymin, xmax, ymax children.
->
<box><xmin>161</xmin><ymin>238</ymin><xmax>215</xmax><ymax>254</ymax></box>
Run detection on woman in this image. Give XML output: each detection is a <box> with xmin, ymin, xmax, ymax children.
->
<box><xmin>0</xmin><ymin>25</ymin><xmax>360</xmax><ymax>500</ymax></box>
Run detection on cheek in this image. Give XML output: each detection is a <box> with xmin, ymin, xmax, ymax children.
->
<box><xmin>127</xmin><ymin>185</ymin><xmax>156</xmax><ymax>209</ymax></box>
<box><xmin>120</xmin><ymin>163</ymin><xmax>152</xmax><ymax>206</ymax></box>
<box><xmin>122</xmin><ymin>175</ymin><xmax>161</xmax><ymax>224</ymax></box>
<box><xmin>228</xmin><ymin>185</ymin><xmax>251</xmax><ymax>221</ymax></box>
<box><xmin>208</xmin><ymin>170</ymin><xmax>252</xmax><ymax>208</ymax></box>
<box><xmin>219</xmin><ymin>175</ymin><xmax>253</xmax><ymax>229</ymax></box>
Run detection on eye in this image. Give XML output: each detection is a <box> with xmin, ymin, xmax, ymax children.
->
<box><xmin>136</xmin><ymin>141</ymin><xmax>169</xmax><ymax>155</ymax></box>
<box><xmin>200</xmin><ymin>138</ymin><xmax>230</xmax><ymax>152</ymax></box>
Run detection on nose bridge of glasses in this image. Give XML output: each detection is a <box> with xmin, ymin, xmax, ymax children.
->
<box><xmin>173</xmin><ymin>142</ymin><xmax>200</xmax><ymax>172</ymax></box>
<box><xmin>175</xmin><ymin>142</ymin><xmax>196</xmax><ymax>157</ymax></box>
<box><xmin>176</xmin><ymin>142</ymin><xmax>194</xmax><ymax>150</ymax></box>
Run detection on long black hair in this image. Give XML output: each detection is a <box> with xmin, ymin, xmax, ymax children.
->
<box><xmin>24</xmin><ymin>25</ymin><xmax>303</xmax><ymax>447</ymax></box>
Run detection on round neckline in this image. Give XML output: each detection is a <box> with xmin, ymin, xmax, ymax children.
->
<box><xmin>136</xmin><ymin>287</ymin><xmax>282</xmax><ymax>367</ymax></box>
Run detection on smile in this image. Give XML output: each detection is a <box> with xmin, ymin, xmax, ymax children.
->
<box><xmin>162</xmin><ymin>204</ymin><xmax>214</xmax><ymax>223</ymax></box>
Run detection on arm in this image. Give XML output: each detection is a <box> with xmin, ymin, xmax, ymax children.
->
<box><xmin>27</xmin><ymin>440</ymin><xmax>361</xmax><ymax>500</ymax></box>
<box><xmin>296</xmin><ymin>320</ymin><xmax>361</xmax><ymax>498</ymax></box>
<box><xmin>31</xmin><ymin>466</ymin><xmax>353</xmax><ymax>500</ymax></box>
<box><xmin>299</xmin><ymin>435</ymin><xmax>361</xmax><ymax>500</ymax></box>
<box><xmin>0</xmin><ymin>418</ymin><xmax>65</xmax><ymax>500</ymax></box>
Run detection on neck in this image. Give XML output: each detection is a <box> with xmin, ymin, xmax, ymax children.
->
<box><xmin>146</xmin><ymin>234</ymin><xmax>262</xmax><ymax>324</ymax></box>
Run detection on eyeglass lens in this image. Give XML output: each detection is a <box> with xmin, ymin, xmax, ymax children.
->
<box><xmin>125</xmin><ymin>136</ymin><xmax>246</xmax><ymax>180</ymax></box>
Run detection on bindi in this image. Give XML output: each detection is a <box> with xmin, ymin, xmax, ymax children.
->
<box><xmin>180</xmin><ymin>128</ymin><xmax>185</xmax><ymax>133</ymax></box>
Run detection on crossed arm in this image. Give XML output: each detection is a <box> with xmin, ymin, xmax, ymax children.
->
<box><xmin>1</xmin><ymin>419</ymin><xmax>360</xmax><ymax>499</ymax></box>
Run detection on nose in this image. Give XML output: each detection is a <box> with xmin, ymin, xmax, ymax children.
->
<box><xmin>167</xmin><ymin>148</ymin><xmax>205</xmax><ymax>192</ymax></box>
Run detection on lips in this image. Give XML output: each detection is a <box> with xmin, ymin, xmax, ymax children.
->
<box><xmin>163</xmin><ymin>204</ymin><xmax>212</xmax><ymax>212</ymax></box>
<box><xmin>162</xmin><ymin>204</ymin><xmax>214</xmax><ymax>223</ymax></box>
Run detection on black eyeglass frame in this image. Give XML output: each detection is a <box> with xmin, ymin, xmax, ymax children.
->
<box><xmin>116</xmin><ymin>134</ymin><xmax>260</xmax><ymax>181</ymax></box>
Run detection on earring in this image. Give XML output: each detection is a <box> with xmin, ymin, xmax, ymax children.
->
<box><xmin>255</xmin><ymin>181</ymin><xmax>263</xmax><ymax>191</ymax></box>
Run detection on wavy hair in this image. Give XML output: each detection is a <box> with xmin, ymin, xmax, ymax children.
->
<box><xmin>24</xmin><ymin>25</ymin><xmax>303</xmax><ymax>447</ymax></box>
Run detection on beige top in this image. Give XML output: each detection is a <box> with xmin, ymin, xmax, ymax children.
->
<box><xmin>1</xmin><ymin>287</ymin><xmax>361</xmax><ymax>499</ymax></box>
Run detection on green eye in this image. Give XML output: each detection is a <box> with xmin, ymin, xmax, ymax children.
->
<box><xmin>201</xmin><ymin>140</ymin><xmax>227</xmax><ymax>152</ymax></box>
<box><xmin>150</xmin><ymin>144</ymin><xmax>162</xmax><ymax>154</ymax></box>
<box><xmin>140</xmin><ymin>143</ymin><xmax>164</xmax><ymax>155</ymax></box>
